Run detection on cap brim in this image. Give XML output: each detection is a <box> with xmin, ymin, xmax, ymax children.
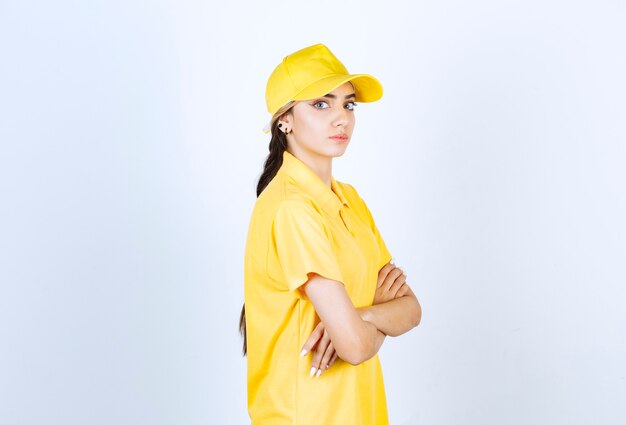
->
<box><xmin>292</xmin><ymin>73</ymin><xmax>383</xmax><ymax>103</ymax></box>
<box><xmin>262</xmin><ymin>73</ymin><xmax>383</xmax><ymax>133</ymax></box>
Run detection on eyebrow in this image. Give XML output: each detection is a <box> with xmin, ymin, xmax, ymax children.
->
<box><xmin>321</xmin><ymin>92</ymin><xmax>356</xmax><ymax>99</ymax></box>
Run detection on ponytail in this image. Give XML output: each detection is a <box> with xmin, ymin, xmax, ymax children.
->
<box><xmin>239</xmin><ymin>102</ymin><xmax>294</xmax><ymax>356</ymax></box>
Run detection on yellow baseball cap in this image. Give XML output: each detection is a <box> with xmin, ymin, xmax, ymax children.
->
<box><xmin>262</xmin><ymin>43</ymin><xmax>383</xmax><ymax>133</ymax></box>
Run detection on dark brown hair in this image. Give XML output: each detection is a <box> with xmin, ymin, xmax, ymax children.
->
<box><xmin>239</xmin><ymin>101</ymin><xmax>295</xmax><ymax>356</ymax></box>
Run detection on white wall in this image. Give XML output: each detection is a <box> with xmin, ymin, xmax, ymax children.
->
<box><xmin>1</xmin><ymin>1</ymin><xmax>624</xmax><ymax>424</ymax></box>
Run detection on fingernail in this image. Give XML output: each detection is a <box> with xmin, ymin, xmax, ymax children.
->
<box><xmin>310</xmin><ymin>367</ymin><xmax>316</xmax><ymax>377</ymax></box>
<box><xmin>325</xmin><ymin>364</ymin><xmax>330</xmax><ymax>369</ymax></box>
<box><xmin>315</xmin><ymin>369</ymin><xmax>322</xmax><ymax>378</ymax></box>
<box><xmin>300</xmin><ymin>349</ymin><xmax>308</xmax><ymax>356</ymax></box>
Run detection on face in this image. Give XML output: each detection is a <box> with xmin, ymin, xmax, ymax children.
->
<box><xmin>281</xmin><ymin>82</ymin><xmax>357</xmax><ymax>161</ymax></box>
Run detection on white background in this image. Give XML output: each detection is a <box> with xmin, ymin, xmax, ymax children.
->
<box><xmin>1</xmin><ymin>1</ymin><xmax>625</xmax><ymax>424</ymax></box>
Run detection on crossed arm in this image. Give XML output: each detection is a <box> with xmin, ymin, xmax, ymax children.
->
<box><xmin>300</xmin><ymin>261</ymin><xmax>422</xmax><ymax>376</ymax></box>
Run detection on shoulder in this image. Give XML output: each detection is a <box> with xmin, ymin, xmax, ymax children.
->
<box><xmin>269</xmin><ymin>200</ymin><xmax>333</xmax><ymax>245</ymax></box>
<box><xmin>253</xmin><ymin>173</ymin><xmax>318</xmax><ymax>217</ymax></box>
<box><xmin>271</xmin><ymin>199</ymin><xmax>325</xmax><ymax>225</ymax></box>
<box><xmin>260</xmin><ymin>170</ymin><xmax>323</xmax><ymax>206</ymax></box>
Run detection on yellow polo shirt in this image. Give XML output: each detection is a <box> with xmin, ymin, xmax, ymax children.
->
<box><xmin>244</xmin><ymin>150</ymin><xmax>393</xmax><ymax>425</ymax></box>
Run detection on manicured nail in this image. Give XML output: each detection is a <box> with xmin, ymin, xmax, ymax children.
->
<box><xmin>300</xmin><ymin>348</ymin><xmax>308</xmax><ymax>356</ymax></box>
<box><xmin>310</xmin><ymin>367</ymin><xmax>316</xmax><ymax>377</ymax></box>
<box><xmin>325</xmin><ymin>364</ymin><xmax>330</xmax><ymax>369</ymax></box>
<box><xmin>315</xmin><ymin>369</ymin><xmax>322</xmax><ymax>378</ymax></box>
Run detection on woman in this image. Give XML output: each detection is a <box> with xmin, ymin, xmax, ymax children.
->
<box><xmin>240</xmin><ymin>43</ymin><xmax>422</xmax><ymax>424</ymax></box>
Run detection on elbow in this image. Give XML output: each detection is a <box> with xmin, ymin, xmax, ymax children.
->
<box><xmin>335</xmin><ymin>334</ymin><xmax>377</xmax><ymax>366</ymax></box>
<box><xmin>338</xmin><ymin>345</ymin><xmax>371</xmax><ymax>366</ymax></box>
<box><xmin>388</xmin><ymin>293</ymin><xmax>422</xmax><ymax>336</ymax></box>
<box><xmin>410</xmin><ymin>297</ymin><xmax>422</xmax><ymax>328</ymax></box>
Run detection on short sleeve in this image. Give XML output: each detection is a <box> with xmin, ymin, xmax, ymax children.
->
<box><xmin>270</xmin><ymin>201</ymin><xmax>344</xmax><ymax>295</ymax></box>
<box><xmin>348</xmin><ymin>185</ymin><xmax>393</xmax><ymax>270</ymax></box>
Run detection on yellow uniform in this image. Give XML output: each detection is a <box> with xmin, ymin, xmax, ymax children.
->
<box><xmin>244</xmin><ymin>150</ymin><xmax>393</xmax><ymax>424</ymax></box>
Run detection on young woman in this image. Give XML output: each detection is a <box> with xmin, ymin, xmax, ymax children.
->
<box><xmin>240</xmin><ymin>43</ymin><xmax>422</xmax><ymax>425</ymax></box>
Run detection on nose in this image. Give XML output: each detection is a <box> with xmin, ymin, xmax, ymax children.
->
<box><xmin>332</xmin><ymin>106</ymin><xmax>350</xmax><ymax>128</ymax></box>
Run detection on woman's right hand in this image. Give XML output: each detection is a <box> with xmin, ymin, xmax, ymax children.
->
<box><xmin>373</xmin><ymin>260</ymin><xmax>408</xmax><ymax>305</ymax></box>
<box><xmin>300</xmin><ymin>321</ymin><xmax>338</xmax><ymax>378</ymax></box>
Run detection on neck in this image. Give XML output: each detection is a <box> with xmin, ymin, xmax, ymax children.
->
<box><xmin>287</xmin><ymin>147</ymin><xmax>332</xmax><ymax>188</ymax></box>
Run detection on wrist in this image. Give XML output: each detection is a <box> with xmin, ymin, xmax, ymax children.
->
<box><xmin>358</xmin><ymin>306</ymin><xmax>373</xmax><ymax>323</ymax></box>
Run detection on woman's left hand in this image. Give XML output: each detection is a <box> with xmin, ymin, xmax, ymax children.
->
<box><xmin>300</xmin><ymin>321</ymin><xmax>338</xmax><ymax>378</ymax></box>
<box><xmin>373</xmin><ymin>261</ymin><xmax>407</xmax><ymax>305</ymax></box>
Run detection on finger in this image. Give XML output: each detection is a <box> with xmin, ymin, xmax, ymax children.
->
<box><xmin>319</xmin><ymin>341</ymin><xmax>335</xmax><ymax>375</ymax></box>
<box><xmin>328</xmin><ymin>351</ymin><xmax>338</xmax><ymax>368</ymax></box>
<box><xmin>388</xmin><ymin>273</ymin><xmax>407</xmax><ymax>298</ymax></box>
<box><xmin>310</xmin><ymin>330</ymin><xmax>331</xmax><ymax>377</ymax></box>
<box><xmin>389</xmin><ymin>281</ymin><xmax>407</xmax><ymax>299</ymax></box>
<box><xmin>378</xmin><ymin>265</ymin><xmax>399</xmax><ymax>290</ymax></box>
<box><xmin>300</xmin><ymin>321</ymin><xmax>325</xmax><ymax>356</ymax></box>
<box><xmin>381</xmin><ymin>267</ymin><xmax>403</xmax><ymax>292</ymax></box>
<box><xmin>395</xmin><ymin>282</ymin><xmax>411</xmax><ymax>298</ymax></box>
<box><xmin>377</xmin><ymin>261</ymin><xmax>397</xmax><ymax>288</ymax></box>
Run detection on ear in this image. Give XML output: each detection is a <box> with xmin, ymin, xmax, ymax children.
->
<box><xmin>278</xmin><ymin>110</ymin><xmax>293</xmax><ymax>126</ymax></box>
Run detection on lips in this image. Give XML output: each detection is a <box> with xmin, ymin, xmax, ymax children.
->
<box><xmin>330</xmin><ymin>134</ymin><xmax>348</xmax><ymax>141</ymax></box>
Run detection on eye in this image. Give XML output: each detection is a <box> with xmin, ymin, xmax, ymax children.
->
<box><xmin>313</xmin><ymin>101</ymin><xmax>329</xmax><ymax>109</ymax></box>
<box><xmin>345</xmin><ymin>102</ymin><xmax>358</xmax><ymax>111</ymax></box>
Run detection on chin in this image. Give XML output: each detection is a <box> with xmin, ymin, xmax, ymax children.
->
<box><xmin>325</xmin><ymin>148</ymin><xmax>348</xmax><ymax>159</ymax></box>
<box><xmin>330</xmin><ymin>143</ymin><xmax>350</xmax><ymax>156</ymax></box>
<box><xmin>310</xmin><ymin>143</ymin><xmax>349</xmax><ymax>159</ymax></box>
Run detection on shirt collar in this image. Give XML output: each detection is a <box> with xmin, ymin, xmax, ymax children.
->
<box><xmin>279</xmin><ymin>150</ymin><xmax>349</xmax><ymax>215</ymax></box>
